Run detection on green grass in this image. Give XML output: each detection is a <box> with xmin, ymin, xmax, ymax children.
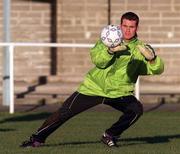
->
<box><xmin>0</xmin><ymin>110</ymin><xmax>180</xmax><ymax>154</ymax></box>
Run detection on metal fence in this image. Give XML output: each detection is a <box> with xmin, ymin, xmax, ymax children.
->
<box><xmin>1</xmin><ymin>42</ymin><xmax>180</xmax><ymax>114</ymax></box>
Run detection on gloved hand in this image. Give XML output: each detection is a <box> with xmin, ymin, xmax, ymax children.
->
<box><xmin>108</xmin><ymin>43</ymin><xmax>127</xmax><ymax>54</ymax></box>
<box><xmin>137</xmin><ymin>44</ymin><xmax>156</xmax><ymax>61</ymax></box>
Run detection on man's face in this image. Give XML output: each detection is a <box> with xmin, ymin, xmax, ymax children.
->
<box><xmin>120</xmin><ymin>19</ymin><xmax>138</xmax><ymax>41</ymax></box>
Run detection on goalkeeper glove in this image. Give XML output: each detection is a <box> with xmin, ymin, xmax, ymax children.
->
<box><xmin>108</xmin><ymin>43</ymin><xmax>127</xmax><ymax>54</ymax></box>
<box><xmin>137</xmin><ymin>44</ymin><xmax>156</xmax><ymax>61</ymax></box>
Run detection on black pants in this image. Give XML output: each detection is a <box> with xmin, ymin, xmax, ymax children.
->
<box><xmin>33</xmin><ymin>92</ymin><xmax>143</xmax><ymax>142</ymax></box>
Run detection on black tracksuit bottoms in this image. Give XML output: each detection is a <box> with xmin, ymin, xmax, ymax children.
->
<box><xmin>33</xmin><ymin>91</ymin><xmax>143</xmax><ymax>142</ymax></box>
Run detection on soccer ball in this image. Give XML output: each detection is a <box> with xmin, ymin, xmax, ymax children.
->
<box><xmin>100</xmin><ymin>25</ymin><xmax>123</xmax><ymax>48</ymax></box>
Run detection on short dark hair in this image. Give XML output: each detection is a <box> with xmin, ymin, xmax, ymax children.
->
<box><xmin>121</xmin><ymin>12</ymin><xmax>139</xmax><ymax>26</ymax></box>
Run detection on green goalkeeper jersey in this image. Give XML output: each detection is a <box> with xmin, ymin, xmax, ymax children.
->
<box><xmin>77</xmin><ymin>38</ymin><xmax>164</xmax><ymax>98</ymax></box>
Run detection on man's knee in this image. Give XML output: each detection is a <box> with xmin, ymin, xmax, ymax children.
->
<box><xmin>57</xmin><ymin>107</ymin><xmax>74</xmax><ymax>121</ymax></box>
<box><xmin>134</xmin><ymin>101</ymin><xmax>143</xmax><ymax>116</ymax></box>
<box><xmin>128</xmin><ymin>101</ymin><xmax>143</xmax><ymax>116</ymax></box>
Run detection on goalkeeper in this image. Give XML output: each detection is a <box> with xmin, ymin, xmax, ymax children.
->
<box><xmin>20</xmin><ymin>12</ymin><xmax>164</xmax><ymax>148</ymax></box>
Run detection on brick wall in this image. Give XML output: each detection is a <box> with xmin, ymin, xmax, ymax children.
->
<box><xmin>0</xmin><ymin>0</ymin><xmax>180</xmax><ymax>83</ymax></box>
<box><xmin>1</xmin><ymin>0</ymin><xmax>52</xmax><ymax>82</ymax></box>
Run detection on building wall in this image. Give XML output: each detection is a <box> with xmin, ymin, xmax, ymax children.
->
<box><xmin>0</xmin><ymin>0</ymin><xmax>180</xmax><ymax>83</ymax></box>
<box><xmin>0</xmin><ymin>0</ymin><xmax>51</xmax><ymax>82</ymax></box>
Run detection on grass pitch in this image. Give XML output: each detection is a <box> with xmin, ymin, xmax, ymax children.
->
<box><xmin>0</xmin><ymin>109</ymin><xmax>180</xmax><ymax>154</ymax></box>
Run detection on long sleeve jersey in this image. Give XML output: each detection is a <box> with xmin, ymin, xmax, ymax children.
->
<box><xmin>77</xmin><ymin>38</ymin><xmax>164</xmax><ymax>98</ymax></box>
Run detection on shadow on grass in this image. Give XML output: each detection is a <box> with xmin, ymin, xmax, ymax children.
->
<box><xmin>120</xmin><ymin>134</ymin><xmax>180</xmax><ymax>146</ymax></box>
<box><xmin>45</xmin><ymin>140</ymin><xmax>101</xmax><ymax>147</ymax></box>
<box><xmin>44</xmin><ymin>134</ymin><xmax>180</xmax><ymax>147</ymax></box>
<box><xmin>0</xmin><ymin>128</ymin><xmax>16</xmax><ymax>132</ymax></box>
<box><xmin>0</xmin><ymin>112</ymin><xmax>51</xmax><ymax>124</ymax></box>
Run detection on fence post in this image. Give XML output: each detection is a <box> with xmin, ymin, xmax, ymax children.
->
<box><xmin>135</xmin><ymin>77</ymin><xmax>140</xmax><ymax>100</ymax></box>
<box><xmin>2</xmin><ymin>44</ymin><xmax>14</xmax><ymax>114</ymax></box>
